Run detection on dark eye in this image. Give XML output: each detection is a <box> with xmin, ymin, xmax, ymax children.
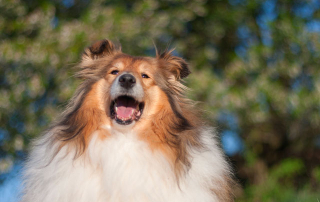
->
<box><xmin>142</xmin><ymin>73</ymin><xmax>149</xmax><ymax>78</ymax></box>
<box><xmin>111</xmin><ymin>70</ymin><xmax>119</xmax><ymax>75</ymax></box>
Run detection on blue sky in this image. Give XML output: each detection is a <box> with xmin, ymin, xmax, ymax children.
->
<box><xmin>0</xmin><ymin>164</ymin><xmax>22</xmax><ymax>202</ymax></box>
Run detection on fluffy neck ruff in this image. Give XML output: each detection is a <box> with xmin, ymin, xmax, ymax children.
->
<box><xmin>47</xmin><ymin>77</ymin><xmax>202</xmax><ymax>179</ymax></box>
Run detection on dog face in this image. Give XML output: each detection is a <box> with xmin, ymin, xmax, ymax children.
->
<box><xmin>78</xmin><ymin>39</ymin><xmax>191</xmax><ymax>129</ymax></box>
<box><xmin>108</xmin><ymin>56</ymin><xmax>156</xmax><ymax>126</ymax></box>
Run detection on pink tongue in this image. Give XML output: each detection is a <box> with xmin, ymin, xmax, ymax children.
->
<box><xmin>116</xmin><ymin>97</ymin><xmax>137</xmax><ymax>119</ymax></box>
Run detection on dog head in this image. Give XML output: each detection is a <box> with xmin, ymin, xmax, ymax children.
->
<box><xmin>77</xmin><ymin>39</ymin><xmax>191</xmax><ymax>130</ymax></box>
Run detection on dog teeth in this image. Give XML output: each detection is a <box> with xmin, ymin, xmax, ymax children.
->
<box><xmin>113</xmin><ymin>100</ymin><xmax>143</xmax><ymax>123</ymax></box>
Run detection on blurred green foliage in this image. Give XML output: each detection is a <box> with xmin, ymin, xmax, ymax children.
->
<box><xmin>0</xmin><ymin>0</ymin><xmax>320</xmax><ymax>200</ymax></box>
<box><xmin>239</xmin><ymin>158</ymin><xmax>319</xmax><ymax>201</ymax></box>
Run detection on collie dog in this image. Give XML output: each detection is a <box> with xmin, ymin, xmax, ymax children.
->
<box><xmin>22</xmin><ymin>39</ymin><xmax>235</xmax><ymax>202</ymax></box>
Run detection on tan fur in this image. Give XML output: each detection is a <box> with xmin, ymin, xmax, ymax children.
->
<box><xmin>48</xmin><ymin>39</ymin><xmax>235</xmax><ymax>201</ymax></box>
<box><xmin>211</xmin><ymin>175</ymin><xmax>237</xmax><ymax>202</ymax></box>
<box><xmin>53</xmin><ymin>81</ymin><xmax>109</xmax><ymax>157</ymax></box>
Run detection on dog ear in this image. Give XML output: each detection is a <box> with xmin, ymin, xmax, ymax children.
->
<box><xmin>157</xmin><ymin>49</ymin><xmax>191</xmax><ymax>79</ymax></box>
<box><xmin>82</xmin><ymin>39</ymin><xmax>121</xmax><ymax>61</ymax></box>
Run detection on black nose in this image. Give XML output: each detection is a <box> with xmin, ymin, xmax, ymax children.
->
<box><xmin>119</xmin><ymin>74</ymin><xmax>136</xmax><ymax>89</ymax></box>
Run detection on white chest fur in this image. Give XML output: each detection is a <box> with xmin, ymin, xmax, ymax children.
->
<box><xmin>22</xmin><ymin>128</ymin><xmax>227</xmax><ymax>202</ymax></box>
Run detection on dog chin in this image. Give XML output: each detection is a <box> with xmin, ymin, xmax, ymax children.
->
<box><xmin>111</xmin><ymin>119</ymin><xmax>136</xmax><ymax>131</ymax></box>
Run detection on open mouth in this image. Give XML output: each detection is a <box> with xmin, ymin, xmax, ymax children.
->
<box><xmin>110</xmin><ymin>96</ymin><xmax>144</xmax><ymax>125</ymax></box>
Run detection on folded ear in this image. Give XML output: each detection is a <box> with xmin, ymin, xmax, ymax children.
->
<box><xmin>82</xmin><ymin>39</ymin><xmax>121</xmax><ymax>61</ymax></box>
<box><xmin>157</xmin><ymin>49</ymin><xmax>191</xmax><ymax>80</ymax></box>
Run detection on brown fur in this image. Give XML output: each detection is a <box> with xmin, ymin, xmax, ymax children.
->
<box><xmin>47</xmin><ymin>39</ymin><xmax>235</xmax><ymax>200</ymax></box>
<box><xmin>211</xmin><ymin>175</ymin><xmax>238</xmax><ymax>202</ymax></box>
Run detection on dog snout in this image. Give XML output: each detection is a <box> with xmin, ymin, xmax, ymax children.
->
<box><xmin>119</xmin><ymin>74</ymin><xmax>136</xmax><ymax>89</ymax></box>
